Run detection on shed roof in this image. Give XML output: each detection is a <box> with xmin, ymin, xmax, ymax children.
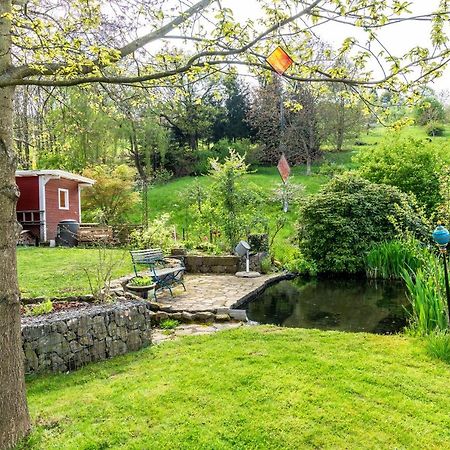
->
<box><xmin>16</xmin><ymin>169</ymin><xmax>95</xmax><ymax>185</ymax></box>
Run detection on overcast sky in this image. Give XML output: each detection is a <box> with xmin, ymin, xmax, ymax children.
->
<box><xmin>222</xmin><ymin>0</ymin><xmax>450</xmax><ymax>97</ymax></box>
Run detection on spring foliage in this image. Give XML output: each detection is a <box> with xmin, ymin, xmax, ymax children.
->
<box><xmin>299</xmin><ymin>174</ymin><xmax>427</xmax><ymax>273</ymax></box>
<box><xmin>355</xmin><ymin>135</ymin><xmax>442</xmax><ymax>212</ymax></box>
<box><xmin>82</xmin><ymin>165</ymin><xmax>140</xmax><ymax>224</ymax></box>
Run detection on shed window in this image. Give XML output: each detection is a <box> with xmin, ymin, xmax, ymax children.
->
<box><xmin>58</xmin><ymin>188</ymin><xmax>69</xmax><ymax>210</ymax></box>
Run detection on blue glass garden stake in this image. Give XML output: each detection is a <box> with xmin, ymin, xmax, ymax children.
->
<box><xmin>432</xmin><ymin>225</ymin><xmax>450</xmax><ymax>326</ymax></box>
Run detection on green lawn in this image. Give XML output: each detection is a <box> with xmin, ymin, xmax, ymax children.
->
<box><xmin>18</xmin><ymin>247</ymin><xmax>133</xmax><ymax>299</ymax></box>
<box><xmin>21</xmin><ymin>327</ymin><xmax>450</xmax><ymax>449</ymax></box>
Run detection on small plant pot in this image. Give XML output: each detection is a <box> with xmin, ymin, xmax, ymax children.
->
<box><xmin>126</xmin><ymin>282</ymin><xmax>156</xmax><ymax>300</ymax></box>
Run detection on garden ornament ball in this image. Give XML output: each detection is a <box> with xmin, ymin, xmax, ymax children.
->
<box><xmin>432</xmin><ymin>225</ymin><xmax>450</xmax><ymax>248</ymax></box>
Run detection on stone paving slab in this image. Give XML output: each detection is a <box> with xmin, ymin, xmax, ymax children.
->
<box><xmin>154</xmin><ymin>273</ymin><xmax>290</xmax><ymax>313</ymax></box>
<box><xmin>152</xmin><ymin>322</ymin><xmax>244</xmax><ymax>345</ymax></box>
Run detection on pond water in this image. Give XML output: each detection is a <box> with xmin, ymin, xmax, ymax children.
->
<box><xmin>244</xmin><ymin>277</ymin><xmax>410</xmax><ymax>334</ymax></box>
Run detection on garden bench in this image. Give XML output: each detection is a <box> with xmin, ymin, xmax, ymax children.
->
<box><xmin>130</xmin><ymin>248</ymin><xmax>186</xmax><ymax>300</ymax></box>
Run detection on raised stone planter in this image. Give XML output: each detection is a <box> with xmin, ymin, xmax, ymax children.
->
<box><xmin>21</xmin><ymin>300</ymin><xmax>153</xmax><ymax>374</ymax></box>
<box><xmin>183</xmin><ymin>253</ymin><xmax>268</xmax><ymax>274</ymax></box>
<box><xmin>184</xmin><ymin>255</ymin><xmax>240</xmax><ymax>274</ymax></box>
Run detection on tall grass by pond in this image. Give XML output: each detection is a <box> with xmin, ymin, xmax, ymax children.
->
<box><xmin>402</xmin><ymin>253</ymin><xmax>448</xmax><ymax>336</ymax></box>
<box><xmin>366</xmin><ymin>240</ymin><xmax>427</xmax><ymax>280</ymax></box>
<box><xmin>426</xmin><ymin>331</ymin><xmax>450</xmax><ymax>364</ymax></box>
<box><xmin>366</xmin><ymin>239</ymin><xmax>448</xmax><ymax>335</ymax></box>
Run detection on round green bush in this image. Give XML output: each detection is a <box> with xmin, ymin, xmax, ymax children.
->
<box><xmin>299</xmin><ymin>174</ymin><xmax>428</xmax><ymax>274</ymax></box>
<box><xmin>355</xmin><ymin>135</ymin><xmax>442</xmax><ymax>213</ymax></box>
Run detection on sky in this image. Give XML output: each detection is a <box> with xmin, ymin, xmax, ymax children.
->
<box><xmin>221</xmin><ymin>0</ymin><xmax>450</xmax><ymax>98</ymax></box>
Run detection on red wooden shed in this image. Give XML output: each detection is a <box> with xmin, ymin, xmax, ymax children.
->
<box><xmin>15</xmin><ymin>170</ymin><xmax>95</xmax><ymax>244</ymax></box>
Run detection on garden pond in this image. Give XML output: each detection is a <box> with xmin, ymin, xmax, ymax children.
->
<box><xmin>244</xmin><ymin>277</ymin><xmax>410</xmax><ymax>334</ymax></box>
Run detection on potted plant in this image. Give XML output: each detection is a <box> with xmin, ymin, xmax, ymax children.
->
<box><xmin>126</xmin><ymin>276</ymin><xmax>156</xmax><ymax>299</ymax></box>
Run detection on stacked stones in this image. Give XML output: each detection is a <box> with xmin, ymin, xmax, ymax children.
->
<box><xmin>22</xmin><ymin>301</ymin><xmax>152</xmax><ymax>374</ymax></box>
<box><xmin>183</xmin><ymin>255</ymin><xmax>240</xmax><ymax>274</ymax></box>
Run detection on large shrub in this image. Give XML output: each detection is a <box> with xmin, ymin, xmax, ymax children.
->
<box><xmin>129</xmin><ymin>214</ymin><xmax>176</xmax><ymax>252</ymax></box>
<box><xmin>355</xmin><ymin>136</ymin><xmax>442</xmax><ymax>212</ymax></box>
<box><xmin>82</xmin><ymin>165</ymin><xmax>140</xmax><ymax>224</ymax></box>
<box><xmin>299</xmin><ymin>175</ymin><xmax>428</xmax><ymax>274</ymax></box>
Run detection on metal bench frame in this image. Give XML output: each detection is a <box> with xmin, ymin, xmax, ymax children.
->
<box><xmin>130</xmin><ymin>248</ymin><xmax>186</xmax><ymax>300</ymax></box>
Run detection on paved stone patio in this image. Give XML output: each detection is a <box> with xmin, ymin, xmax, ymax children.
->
<box><xmin>154</xmin><ymin>273</ymin><xmax>288</xmax><ymax>313</ymax></box>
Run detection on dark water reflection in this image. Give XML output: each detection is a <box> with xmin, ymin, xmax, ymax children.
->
<box><xmin>244</xmin><ymin>277</ymin><xmax>410</xmax><ymax>334</ymax></box>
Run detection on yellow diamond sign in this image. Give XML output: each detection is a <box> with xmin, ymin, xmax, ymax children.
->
<box><xmin>266</xmin><ymin>46</ymin><xmax>293</xmax><ymax>75</ymax></box>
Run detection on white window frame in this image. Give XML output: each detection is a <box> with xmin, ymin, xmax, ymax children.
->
<box><xmin>58</xmin><ymin>188</ymin><xmax>70</xmax><ymax>210</ymax></box>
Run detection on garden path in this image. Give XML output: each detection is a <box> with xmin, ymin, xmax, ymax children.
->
<box><xmin>154</xmin><ymin>273</ymin><xmax>287</xmax><ymax>313</ymax></box>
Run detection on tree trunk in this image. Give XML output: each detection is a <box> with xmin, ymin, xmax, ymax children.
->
<box><xmin>0</xmin><ymin>2</ymin><xmax>31</xmax><ymax>448</ymax></box>
<box><xmin>306</xmin><ymin>153</ymin><xmax>312</xmax><ymax>176</ymax></box>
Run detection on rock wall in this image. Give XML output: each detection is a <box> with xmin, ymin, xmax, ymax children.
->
<box><xmin>183</xmin><ymin>253</ymin><xmax>268</xmax><ymax>274</ymax></box>
<box><xmin>238</xmin><ymin>252</ymin><xmax>268</xmax><ymax>273</ymax></box>
<box><xmin>184</xmin><ymin>255</ymin><xmax>240</xmax><ymax>274</ymax></box>
<box><xmin>21</xmin><ymin>300</ymin><xmax>152</xmax><ymax>374</ymax></box>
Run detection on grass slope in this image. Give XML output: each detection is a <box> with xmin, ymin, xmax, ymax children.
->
<box><xmin>21</xmin><ymin>327</ymin><xmax>450</xmax><ymax>449</ymax></box>
<box><xmin>18</xmin><ymin>247</ymin><xmax>133</xmax><ymax>298</ymax></box>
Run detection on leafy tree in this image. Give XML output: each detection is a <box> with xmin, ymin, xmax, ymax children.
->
<box><xmin>1</xmin><ymin>0</ymin><xmax>449</xmax><ymax>446</ymax></box>
<box><xmin>321</xmin><ymin>84</ymin><xmax>366</xmax><ymax>151</ymax></box>
<box><xmin>189</xmin><ymin>150</ymin><xmax>265</xmax><ymax>252</ymax></box>
<box><xmin>355</xmin><ymin>136</ymin><xmax>442</xmax><ymax>213</ymax></box>
<box><xmin>299</xmin><ymin>175</ymin><xmax>428</xmax><ymax>273</ymax></box>
<box><xmin>415</xmin><ymin>95</ymin><xmax>446</xmax><ymax>126</ymax></box>
<box><xmin>82</xmin><ymin>165</ymin><xmax>140</xmax><ymax>224</ymax></box>
<box><xmin>212</xmin><ymin>74</ymin><xmax>253</xmax><ymax>141</ymax></box>
<box><xmin>159</xmin><ymin>73</ymin><xmax>222</xmax><ymax>151</ymax></box>
<box><xmin>286</xmin><ymin>84</ymin><xmax>324</xmax><ymax>174</ymax></box>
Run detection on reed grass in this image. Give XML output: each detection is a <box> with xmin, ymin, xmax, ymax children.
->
<box><xmin>426</xmin><ymin>331</ymin><xmax>450</xmax><ymax>364</ymax></box>
<box><xmin>366</xmin><ymin>239</ymin><xmax>427</xmax><ymax>280</ymax></box>
<box><xmin>403</xmin><ymin>253</ymin><xmax>448</xmax><ymax>336</ymax></box>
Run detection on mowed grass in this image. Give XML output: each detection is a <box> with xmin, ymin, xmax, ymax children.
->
<box><xmin>17</xmin><ymin>247</ymin><xmax>133</xmax><ymax>299</ymax></box>
<box><xmin>21</xmin><ymin>327</ymin><xmax>450</xmax><ymax>449</ymax></box>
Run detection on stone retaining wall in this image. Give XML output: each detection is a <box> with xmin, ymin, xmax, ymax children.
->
<box><xmin>184</xmin><ymin>253</ymin><xmax>267</xmax><ymax>274</ymax></box>
<box><xmin>21</xmin><ymin>300</ymin><xmax>152</xmax><ymax>374</ymax></box>
<box><xmin>184</xmin><ymin>255</ymin><xmax>240</xmax><ymax>274</ymax></box>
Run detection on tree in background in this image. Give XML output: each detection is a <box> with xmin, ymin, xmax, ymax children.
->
<box><xmin>14</xmin><ymin>86</ymin><xmax>126</xmax><ymax>171</ymax></box>
<box><xmin>158</xmin><ymin>73</ymin><xmax>222</xmax><ymax>151</ymax></box>
<box><xmin>247</xmin><ymin>76</ymin><xmax>283</xmax><ymax>165</ymax></box>
<box><xmin>286</xmin><ymin>84</ymin><xmax>324</xmax><ymax>174</ymax></box>
<box><xmin>248</xmin><ymin>79</ymin><xmax>324</xmax><ymax>172</ymax></box>
<box><xmin>321</xmin><ymin>84</ymin><xmax>367</xmax><ymax>151</ymax></box>
<box><xmin>212</xmin><ymin>74</ymin><xmax>254</xmax><ymax>142</ymax></box>
<box><xmin>82</xmin><ymin>165</ymin><xmax>140</xmax><ymax>224</ymax></box>
<box><xmin>415</xmin><ymin>93</ymin><xmax>446</xmax><ymax>126</ymax></box>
